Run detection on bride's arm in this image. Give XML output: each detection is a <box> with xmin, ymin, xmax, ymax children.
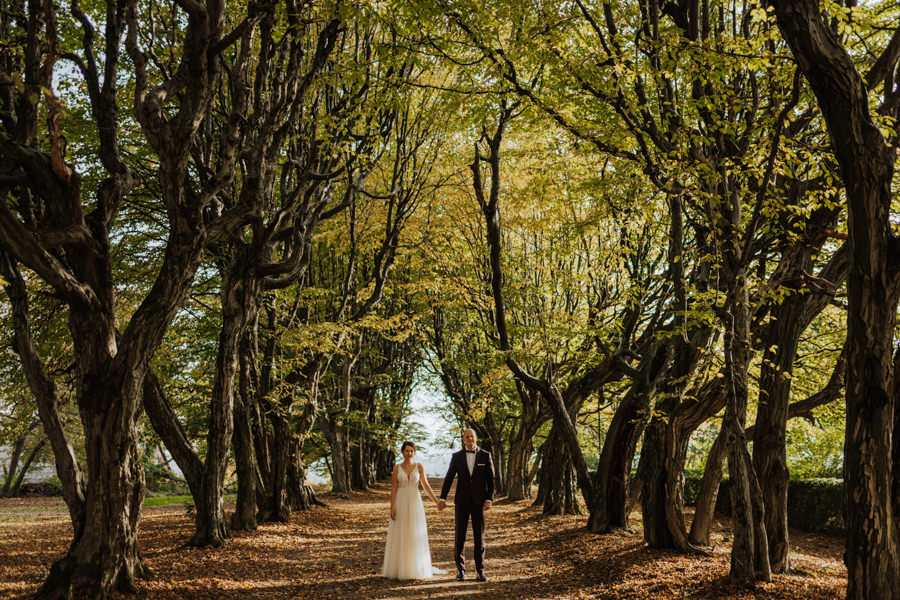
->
<box><xmin>418</xmin><ymin>463</ymin><xmax>439</xmax><ymax>504</ymax></box>
<box><xmin>390</xmin><ymin>465</ymin><xmax>398</xmax><ymax>520</ymax></box>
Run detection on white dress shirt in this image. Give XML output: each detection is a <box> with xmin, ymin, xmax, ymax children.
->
<box><xmin>466</xmin><ymin>447</ymin><xmax>477</xmax><ymax>475</ymax></box>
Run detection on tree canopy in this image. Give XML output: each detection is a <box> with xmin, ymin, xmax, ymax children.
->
<box><xmin>1</xmin><ymin>0</ymin><xmax>899</xmax><ymax>598</ymax></box>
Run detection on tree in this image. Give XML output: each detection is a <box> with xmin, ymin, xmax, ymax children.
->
<box><xmin>769</xmin><ymin>1</ymin><xmax>900</xmax><ymax>596</ymax></box>
<box><xmin>0</xmin><ymin>0</ymin><xmax>252</xmax><ymax>594</ymax></box>
<box><xmin>141</xmin><ymin>0</ymin><xmax>345</xmax><ymax>545</ymax></box>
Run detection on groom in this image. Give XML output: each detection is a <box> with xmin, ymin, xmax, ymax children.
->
<box><xmin>438</xmin><ymin>428</ymin><xmax>495</xmax><ymax>582</ymax></box>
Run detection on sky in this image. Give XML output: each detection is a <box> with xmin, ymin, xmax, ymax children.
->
<box><xmin>402</xmin><ymin>381</ymin><xmax>461</xmax><ymax>477</ymax></box>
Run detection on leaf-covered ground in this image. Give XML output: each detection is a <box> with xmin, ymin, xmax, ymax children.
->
<box><xmin>0</xmin><ymin>481</ymin><xmax>845</xmax><ymax>599</ymax></box>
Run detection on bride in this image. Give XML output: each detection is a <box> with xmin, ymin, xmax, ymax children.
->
<box><xmin>382</xmin><ymin>441</ymin><xmax>441</xmax><ymax>579</ymax></box>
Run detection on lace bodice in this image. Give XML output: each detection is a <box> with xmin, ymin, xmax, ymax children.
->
<box><xmin>397</xmin><ymin>464</ymin><xmax>420</xmax><ymax>489</ymax></box>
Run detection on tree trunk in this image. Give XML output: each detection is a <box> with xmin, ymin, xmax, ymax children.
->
<box><xmin>588</xmin><ymin>341</ymin><xmax>666</xmax><ymax>533</ymax></box>
<box><xmin>38</xmin><ymin>374</ymin><xmax>150</xmax><ymax>599</ymax></box>
<box><xmin>506</xmin><ymin>431</ymin><xmax>534</xmax><ymax>501</ymax></box>
<box><xmin>639</xmin><ymin>185</ymin><xmax>716</xmax><ymax>549</ymax></box>
<box><xmin>894</xmin><ymin>347</ymin><xmax>900</xmax><ymax>547</ymax></box>
<box><xmin>270</xmin><ymin>406</ymin><xmax>294</xmax><ymax>520</ymax></box>
<box><xmin>143</xmin><ymin>372</ymin><xmax>203</xmax><ymax>492</ymax></box>
<box><xmin>329</xmin><ymin>424</ymin><xmax>352</xmax><ymax>495</ymax></box>
<box><xmin>191</xmin><ymin>261</ymin><xmax>261</xmax><ymax>546</ymax></box>
<box><xmin>841</xmin><ymin>228</ymin><xmax>900</xmax><ymax>600</ymax></box>
<box><xmin>641</xmin><ymin>408</ymin><xmax>676</xmax><ymax>548</ymax></box>
<box><xmin>690</xmin><ymin>428</ymin><xmax>726</xmax><ymax>546</ymax></box>
<box><xmin>350</xmin><ymin>401</ymin><xmax>380</xmax><ymax>492</ymax></box>
<box><xmin>770</xmin><ymin>2</ymin><xmax>900</xmax><ymax>596</ymax></box>
<box><xmin>525</xmin><ymin>440</ymin><xmax>546</xmax><ymax>506</ymax></box>
<box><xmin>1</xmin><ymin>255</ymin><xmax>87</xmax><ymax>531</ymax></box>
<box><xmin>0</xmin><ymin>434</ymin><xmax>26</xmax><ymax>497</ymax></box>
<box><xmin>9</xmin><ymin>438</ymin><xmax>46</xmax><ymax>497</ymax></box>
<box><xmin>230</xmin><ymin>340</ymin><xmax>258</xmax><ymax>531</ymax></box>
<box><xmin>323</xmin><ymin>348</ymin><xmax>359</xmax><ymax>496</ymax></box>
<box><xmin>375</xmin><ymin>448</ymin><xmax>395</xmax><ymax>481</ymax></box>
<box><xmin>351</xmin><ymin>437</ymin><xmax>369</xmax><ymax>492</ymax></box>
<box><xmin>287</xmin><ymin>438</ymin><xmax>314</xmax><ymax>510</ymax></box>
<box><xmin>752</xmin><ymin>286</ymin><xmax>806</xmax><ymax>572</ymax></box>
<box><xmin>751</xmin><ymin>225</ymin><xmax>846</xmax><ymax>573</ymax></box>
<box><xmin>474</xmin><ymin>422</ymin><xmax>507</xmax><ymax>496</ymax></box>
<box><xmin>491</xmin><ymin>438</ymin><xmax>507</xmax><ymax>497</ymax></box>
<box><xmin>504</xmin><ymin>385</ymin><xmax>548</xmax><ymax>501</ymax></box>
<box><xmin>642</xmin><ymin>392</ymin><xmax>718</xmax><ymax>551</ymax></box>
<box><xmin>190</xmin><ymin>465</ymin><xmax>231</xmax><ymax>548</ymax></box>
<box><xmin>587</xmin><ymin>399</ymin><xmax>644</xmax><ymax>532</ymax></box>
<box><xmin>661</xmin><ymin>425</ymin><xmax>695</xmax><ymax>549</ymax></box>
<box><xmin>251</xmin><ymin>396</ymin><xmax>273</xmax><ymax>500</ymax></box>
<box><xmin>538</xmin><ymin>423</ymin><xmax>580</xmax><ymax>515</ymax></box>
<box><xmin>252</xmin><ymin>349</ymin><xmax>303</xmax><ymax>523</ymax></box>
<box><xmin>721</xmin><ymin>271</ymin><xmax>771</xmax><ymax>584</ymax></box>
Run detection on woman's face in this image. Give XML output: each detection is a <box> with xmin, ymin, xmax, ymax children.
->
<box><xmin>402</xmin><ymin>445</ymin><xmax>415</xmax><ymax>461</ymax></box>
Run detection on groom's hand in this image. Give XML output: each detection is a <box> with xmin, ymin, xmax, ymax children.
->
<box><xmin>483</xmin><ymin>500</ymin><xmax>492</xmax><ymax>513</ymax></box>
<box><xmin>438</xmin><ymin>499</ymin><xmax>446</xmax><ymax>512</ymax></box>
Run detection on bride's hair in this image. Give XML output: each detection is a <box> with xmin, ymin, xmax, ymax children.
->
<box><xmin>400</xmin><ymin>441</ymin><xmax>416</xmax><ymax>452</ymax></box>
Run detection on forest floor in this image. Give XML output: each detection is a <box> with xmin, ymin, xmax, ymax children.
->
<box><xmin>0</xmin><ymin>479</ymin><xmax>845</xmax><ymax>599</ymax></box>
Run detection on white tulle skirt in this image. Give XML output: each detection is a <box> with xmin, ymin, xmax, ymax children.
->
<box><xmin>382</xmin><ymin>486</ymin><xmax>434</xmax><ymax>579</ymax></box>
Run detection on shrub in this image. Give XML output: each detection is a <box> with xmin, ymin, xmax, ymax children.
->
<box><xmin>16</xmin><ymin>479</ymin><xmax>62</xmax><ymax>497</ymax></box>
<box><xmin>787</xmin><ymin>478</ymin><xmax>843</xmax><ymax>534</ymax></box>
<box><xmin>682</xmin><ymin>475</ymin><xmax>843</xmax><ymax>535</ymax></box>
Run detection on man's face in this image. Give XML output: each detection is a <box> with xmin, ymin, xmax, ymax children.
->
<box><xmin>463</xmin><ymin>429</ymin><xmax>477</xmax><ymax>450</ymax></box>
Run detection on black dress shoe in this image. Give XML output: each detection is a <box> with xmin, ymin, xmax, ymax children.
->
<box><xmin>476</xmin><ymin>571</ymin><xmax>487</xmax><ymax>582</ymax></box>
<box><xmin>456</xmin><ymin>570</ymin><xmax>464</xmax><ymax>581</ymax></box>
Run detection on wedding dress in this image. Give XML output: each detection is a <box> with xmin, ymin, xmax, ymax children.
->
<box><xmin>382</xmin><ymin>464</ymin><xmax>437</xmax><ymax>579</ymax></box>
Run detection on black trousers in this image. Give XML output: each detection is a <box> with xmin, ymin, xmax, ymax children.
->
<box><xmin>454</xmin><ymin>501</ymin><xmax>485</xmax><ymax>573</ymax></box>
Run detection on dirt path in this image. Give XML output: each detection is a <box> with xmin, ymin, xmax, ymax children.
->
<box><xmin>0</xmin><ymin>481</ymin><xmax>845</xmax><ymax>599</ymax></box>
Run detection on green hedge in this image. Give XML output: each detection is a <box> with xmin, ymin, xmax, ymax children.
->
<box><xmin>784</xmin><ymin>478</ymin><xmax>843</xmax><ymax>534</ymax></box>
<box><xmin>682</xmin><ymin>476</ymin><xmax>843</xmax><ymax>535</ymax></box>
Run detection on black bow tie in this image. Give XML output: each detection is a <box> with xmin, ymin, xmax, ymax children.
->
<box><xmin>465</xmin><ymin>449</ymin><xmax>476</xmax><ymax>453</ymax></box>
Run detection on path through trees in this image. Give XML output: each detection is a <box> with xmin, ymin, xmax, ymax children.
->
<box><xmin>1</xmin><ymin>483</ymin><xmax>845</xmax><ymax>599</ymax></box>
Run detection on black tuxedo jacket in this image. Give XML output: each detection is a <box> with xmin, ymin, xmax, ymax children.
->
<box><xmin>440</xmin><ymin>448</ymin><xmax>495</xmax><ymax>507</ymax></box>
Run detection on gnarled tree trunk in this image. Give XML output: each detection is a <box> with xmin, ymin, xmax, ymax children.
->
<box><xmin>539</xmin><ymin>422</ymin><xmax>581</xmax><ymax>515</ymax></box>
<box><xmin>588</xmin><ymin>341</ymin><xmax>667</xmax><ymax>533</ymax></box>
<box><xmin>506</xmin><ymin>425</ymin><xmax>538</xmax><ymax>501</ymax></box>
<box><xmin>690</xmin><ymin>429</ymin><xmax>726</xmax><ymax>546</ymax></box>
<box><xmin>719</xmin><ymin>241</ymin><xmax>771</xmax><ymax>584</ymax></box>
<box><xmin>39</xmin><ymin>332</ymin><xmax>150</xmax><ymax>599</ymax></box>
<box><xmin>769</xmin><ymin>2</ymin><xmax>900</xmax><ymax>596</ymax></box>
<box><xmin>230</xmin><ymin>341</ymin><xmax>258</xmax><ymax>531</ymax></box>
<box><xmin>752</xmin><ymin>287</ymin><xmax>803</xmax><ymax>572</ymax></box>
<box><xmin>190</xmin><ymin>261</ymin><xmax>262</xmax><ymax>546</ymax></box>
